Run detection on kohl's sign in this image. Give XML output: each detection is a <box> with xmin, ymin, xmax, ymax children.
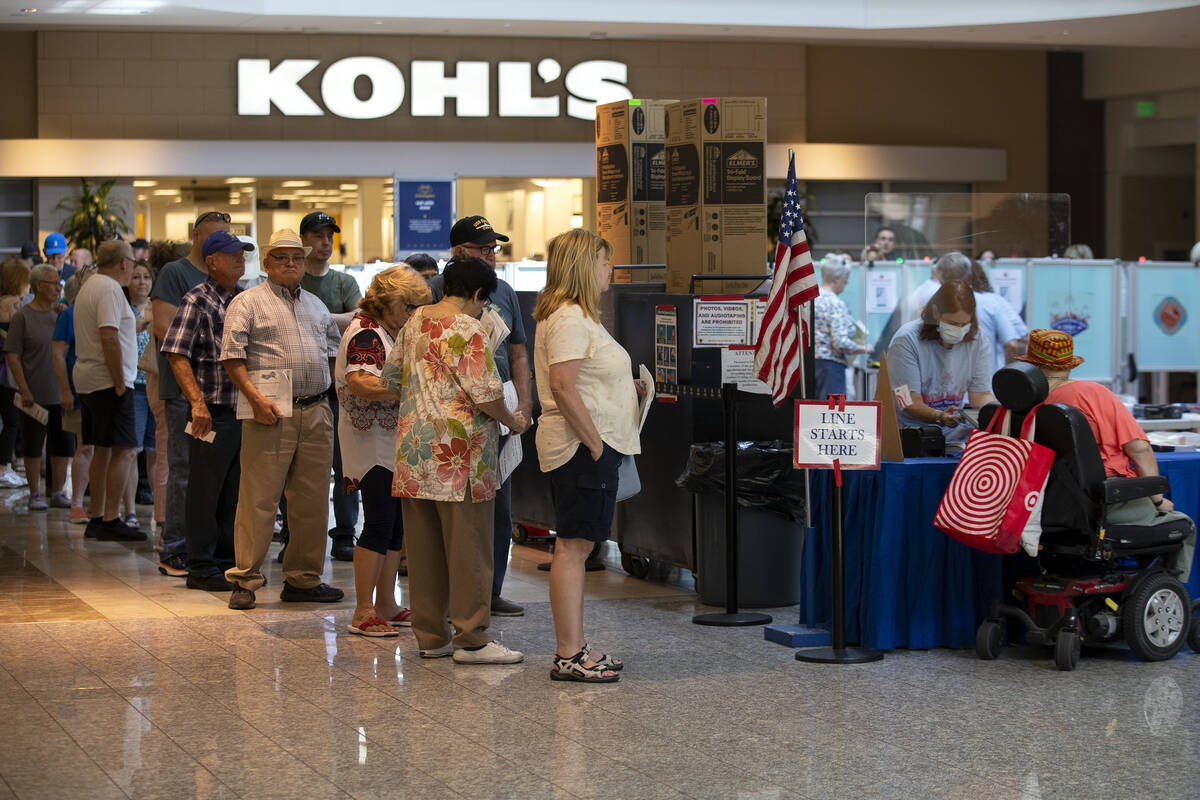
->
<box><xmin>237</xmin><ymin>57</ymin><xmax>631</xmax><ymax>121</ymax></box>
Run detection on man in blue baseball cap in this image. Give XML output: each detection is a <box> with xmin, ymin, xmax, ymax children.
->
<box><xmin>44</xmin><ymin>233</ymin><xmax>68</xmax><ymax>275</ymax></box>
<box><xmin>161</xmin><ymin>230</ymin><xmax>251</xmax><ymax>592</ymax></box>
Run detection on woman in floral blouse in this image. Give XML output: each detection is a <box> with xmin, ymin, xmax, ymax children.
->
<box><xmin>335</xmin><ymin>265</ymin><xmax>431</xmax><ymax>637</ymax></box>
<box><xmin>381</xmin><ymin>258</ymin><xmax>529</xmax><ymax>664</ymax></box>
<box><xmin>813</xmin><ymin>256</ymin><xmax>871</xmax><ymax>399</ymax></box>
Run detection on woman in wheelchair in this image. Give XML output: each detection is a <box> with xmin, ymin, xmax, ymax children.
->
<box><xmin>888</xmin><ymin>279</ymin><xmax>995</xmax><ymax>442</ymax></box>
<box><xmin>1017</xmin><ymin>329</ymin><xmax>1195</xmax><ymax>583</ymax></box>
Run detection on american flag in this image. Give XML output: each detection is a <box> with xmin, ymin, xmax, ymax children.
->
<box><xmin>753</xmin><ymin>152</ymin><xmax>818</xmax><ymax>406</ymax></box>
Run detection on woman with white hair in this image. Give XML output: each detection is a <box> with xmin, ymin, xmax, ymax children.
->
<box><xmin>5</xmin><ymin>263</ymin><xmax>73</xmax><ymax>510</ymax></box>
<box><xmin>814</xmin><ymin>257</ymin><xmax>871</xmax><ymax>400</ymax></box>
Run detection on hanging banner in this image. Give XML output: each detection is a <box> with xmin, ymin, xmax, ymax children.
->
<box><xmin>395</xmin><ymin>180</ymin><xmax>454</xmax><ymax>253</ymax></box>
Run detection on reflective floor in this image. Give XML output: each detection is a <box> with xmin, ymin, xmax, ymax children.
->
<box><xmin>0</xmin><ymin>482</ymin><xmax>1198</xmax><ymax>800</ymax></box>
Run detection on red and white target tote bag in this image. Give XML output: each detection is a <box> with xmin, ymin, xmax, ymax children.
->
<box><xmin>934</xmin><ymin>405</ymin><xmax>1053</xmax><ymax>555</ymax></box>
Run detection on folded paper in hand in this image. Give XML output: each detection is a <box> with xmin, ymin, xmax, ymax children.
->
<box><xmin>237</xmin><ymin>369</ymin><xmax>294</xmax><ymax>420</ymax></box>
<box><xmin>184</xmin><ymin>421</ymin><xmax>216</xmax><ymax>443</ymax></box>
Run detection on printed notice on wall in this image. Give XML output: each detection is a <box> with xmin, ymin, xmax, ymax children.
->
<box><xmin>866</xmin><ymin>271</ymin><xmax>898</xmax><ymax>314</ymax></box>
<box><xmin>991</xmin><ymin>268</ymin><xmax>1024</xmax><ymax>313</ymax></box>
<box><xmin>654</xmin><ymin>305</ymin><xmax>678</xmax><ymax>400</ymax></box>
<box><xmin>693</xmin><ymin>297</ymin><xmax>753</xmax><ymax>347</ymax></box>
<box><xmin>720</xmin><ymin>345</ymin><xmax>770</xmax><ymax>394</ymax></box>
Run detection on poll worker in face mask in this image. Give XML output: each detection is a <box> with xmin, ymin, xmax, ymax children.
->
<box><xmin>887</xmin><ymin>279</ymin><xmax>995</xmax><ymax>440</ymax></box>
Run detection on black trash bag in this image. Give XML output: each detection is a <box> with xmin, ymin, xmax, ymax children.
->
<box><xmin>675</xmin><ymin>440</ymin><xmax>807</xmax><ymax>524</ymax></box>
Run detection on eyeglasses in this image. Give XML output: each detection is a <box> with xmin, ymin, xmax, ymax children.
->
<box><xmin>463</xmin><ymin>243</ymin><xmax>502</xmax><ymax>255</ymax></box>
<box><xmin>195</xmin><ymin>211</ymin><xmax>232</xmax><ymax>225</ymax></box>
<box><xmin>269</xmin><ymin>254</ymin><xmax>306</xmax><ymax>264</ymax></box>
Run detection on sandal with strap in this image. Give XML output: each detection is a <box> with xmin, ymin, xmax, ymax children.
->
<box><xmin>583</xmin><ymin>642</ymin><xmax>623</xmax><ymax>671</ymax></box>
<box><xmin>551</xmin><ymin>650</ymin><xmax>620</xmax><ymax>683</ymax></box>
<box><xmin>348</xmin><ymin>616</ymin><xmax>400</xmax><ymax>637</ymax></box>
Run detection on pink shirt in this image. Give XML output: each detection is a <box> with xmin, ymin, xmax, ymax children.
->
<box><xmin>1046</xmin><ymin>380</ymin><xmax>1147</xmax><ymax>478</ymax></box>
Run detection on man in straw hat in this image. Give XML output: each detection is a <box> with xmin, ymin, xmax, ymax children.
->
<box><xmin>220</xmin><ymin>229</ymin><xmax>345</xmax><ymax>609</ymax></box>
<box><xmin>1019</xmin><ymin>329</ymin><xmax>1194</xmax><ymax>581</ymax></box>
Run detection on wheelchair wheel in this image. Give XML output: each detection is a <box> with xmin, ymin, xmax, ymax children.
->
<box><xmin>1122</xmin><ymin>573</ymin><xmax>1191</xmax><ymax>662</ymax></box>
<box><xmin>511</xmin><ymin>523</ymin><xmax>529</xmax><ymax>545</ymax></box>
<box><xmin>1054</xmin><ymin>629</ymin><xmax>1080</xmax><ymax>671</ymax></box>
<box><xmin>975</xmin><ymin>619</ymin><xmax>1003</xmax><ymax>660</ymax></box>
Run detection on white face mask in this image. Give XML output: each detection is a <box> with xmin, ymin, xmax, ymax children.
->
<box><xmin>938</xmin><ymin>321</ymin><xmax>970</xmax><ymax>345</ymax></box>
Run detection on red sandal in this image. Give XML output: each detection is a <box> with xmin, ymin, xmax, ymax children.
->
<box><xmin>348</xmin><ymin>616</ymin><xmax>400</xmax><ymax>637</ymax></box>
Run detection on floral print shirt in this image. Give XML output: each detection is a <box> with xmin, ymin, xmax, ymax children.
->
<box><xmin>381</xmin><ymin>309</ymin><xmax>503</xmax><ymax>503</ymax></box>
<box><xmin>814</xmin><ymin>288</ymin><xmax>859</xmax><ymax>364</ymax></box>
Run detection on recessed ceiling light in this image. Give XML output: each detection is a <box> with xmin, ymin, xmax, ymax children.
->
<box><xmin>281</xmin><ymin>180</ymin><xmax>312</xmax><ymax>188</ymax></box>
<box><xmin>152</xmin><ymin>188</ymin><xmax>180</xmax><ymax>195</ymax></box>
<box><xmin>339</xmin><ymin>183</ymin><xmax>358</xmax><ymax>191</ymax></box>
<box><xmin>132</xmin><ymin>180</ymin><xmax>157</xmax><ymax>187</ymax></box>
<box><xmin>225</xmin><ymin>177</ymin><xmax>254</xmax><ymax>184</ymax></box>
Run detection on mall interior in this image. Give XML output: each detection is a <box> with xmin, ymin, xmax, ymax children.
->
<box><xmin>1</xmin><ymin>3</ymin><xmax>1200</xmax><ymax>799</ymax></box>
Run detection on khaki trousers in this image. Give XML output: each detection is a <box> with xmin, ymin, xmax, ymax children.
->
<box><xmin>225</xmin><ymin>399</ymin><xmax>333</xmax><ymax>592</ymax></box>
<box><xmin>401</xmin><ymin>490</ymin><xmax>495</xmax><ymax>650</ymax></box>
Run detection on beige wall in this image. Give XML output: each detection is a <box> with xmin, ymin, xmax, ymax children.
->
<box><xmin>34</xmin><ymin>30</ymin><xmax>807</xmax><ymax>146</ymax></box>
<box><xmin>805</xmin><ymin>45</ymin><xmax>1048</xmax><ymax>194</ymax></box>
<box><xmin>0</xmin><ymin>32</ymin><xmax>37</xmax><ymax>139</ymax></box>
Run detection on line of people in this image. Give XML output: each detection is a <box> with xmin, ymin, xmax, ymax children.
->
<box><xmin>62</xmin><ymin>211</ymin><xmax>640</xmax><ymax>683</ymax></box>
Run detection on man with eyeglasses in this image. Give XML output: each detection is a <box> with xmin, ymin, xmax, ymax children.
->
<box><xmin>150</xmin><ymin>210</ymin><xmax>232</xmax><ymax>577</ymax></box>
<box><xmin>429</xmin><ymin>215</ymin><xmax>531</xmax><ymax>617</ymax></box>
<box><xmin>296</xmin><ymin>210</ymin><xmax>362</xmax><ymax>562</ymax></box>
<box><xmin>220</xmin><ymin>228</ymin><xmax>345</xmax><ymax>610</ymax></box>
<box><xmin>72</xmin><ymin>240</ymin><xmax>144</xmax><ymax>541</ymax></box>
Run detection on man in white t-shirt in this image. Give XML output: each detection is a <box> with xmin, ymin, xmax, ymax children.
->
<box><xmin>73</xmin><ymin>240</ymin><xmax>143</xmax><ymax>542</ymax></box>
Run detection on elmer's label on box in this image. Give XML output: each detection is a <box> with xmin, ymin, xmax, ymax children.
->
<box><xmin>665</xmin><ymin>97</ymin><xmax>767</xmax><ymax>295</ymax></box>
<box><xmin>595</xmin><ymin>99</ymin><xmax>674</xmax><ymax>283</ymax></box>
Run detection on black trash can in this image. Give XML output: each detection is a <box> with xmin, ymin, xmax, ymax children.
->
<box><xmin>677</xmin><ymin>442</ymin><xmax>807</xmax><ymax>608</ymax></box>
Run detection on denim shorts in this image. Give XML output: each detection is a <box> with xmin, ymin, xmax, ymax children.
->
<box><xmin>549</xmin><ymin>443</ymin><xmax>621</xmax><ymax>542</ymax></box>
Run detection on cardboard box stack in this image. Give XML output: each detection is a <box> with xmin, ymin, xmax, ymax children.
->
<box><xmin>664</xmin><ymin>97</ymin><xmax>767</xmax><ymax>294</ymax></box>
<box><xmin>595</xmin><ymin>99</ymin><xmax>673</xmax><ymax>283</ymax></box>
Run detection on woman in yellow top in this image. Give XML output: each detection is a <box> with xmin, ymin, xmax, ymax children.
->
<box><xmin>533</xmin><ymin>229</ymin><xmax>642</xmax><ymax>683</ymax></box>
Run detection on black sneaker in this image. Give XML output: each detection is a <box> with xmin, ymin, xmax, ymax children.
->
<box><xmin>490</xmin><ymin>596</ymin><xmax>525</xmax><ymax>616</ymax></box>
<box><xmin>95</xmin><ymin>518</ymin><xmax>148</xmax><ymax>541</ymax></box>
<box><xmin>84</xmin><ymin>516</ymin><xmax>104</xmax><ymax>539</ymax></box>
<box><xmin>280</xmin><ymin>582</ymin><xmax>345</xmax><ymax>603</ymax></box>
<box><xmin>330</xmin><ymin>534</ymin><xmax>356</xmax><ymax>562</ymax></box>
<box><xmin>186</xmin><ymin>573</ymin><xmax>233</xmax><ymax>592</ymax></box>
<box><xmin>229</xmin><ymin>587</ymin><xmax>255</xmax><ymax>610</ymax></box>
<box><xmin>135</xmin><ymin>488</ymin><xmax>154</xmax><ymax>506</ymax></box>
<box><xmin>157</xmin><ymin>553</ymin><xmax>187</xmax><ymax>576</ymax></box>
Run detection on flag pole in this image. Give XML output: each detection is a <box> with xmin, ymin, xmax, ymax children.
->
<box><xmin>788</xmin><ymin>147</ymin><xmax>813</xmax><ymax>531</ymax></box>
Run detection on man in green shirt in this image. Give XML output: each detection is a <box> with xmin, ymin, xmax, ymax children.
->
<box><xmin>298</xmin><ymin>211</ymin><xmax>362</xmax><ymax>561</ymax></box>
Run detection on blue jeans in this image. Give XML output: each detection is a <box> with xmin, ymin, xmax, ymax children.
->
<box><xmin>133</xmin><ymin>385</ymin><xmax>156</xmax><ymax>452</ymax></box>
<box><xmin>492</xmin><ymin>468</ymin><xmax>513</xmax><ymax>597</ymax></box>
<box><xmin>328</xmin><ymin>390</ymin><xmax>359</xmax><ymax>538</ymax></box>
<box><xmin>160</xmin><ymin>396</ymin><xmax>190</xmax><ymax>557</ymax></box>
<box><xmin>815</xmin><ymin>358</ymin><xmax>847</xmax><ymax>400</ymax></box>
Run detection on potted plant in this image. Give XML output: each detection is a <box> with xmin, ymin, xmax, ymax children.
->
<box><xmin>56</xmin><ymin>178</ymin><xmax>131</xmax><ymax>254</ymax></box>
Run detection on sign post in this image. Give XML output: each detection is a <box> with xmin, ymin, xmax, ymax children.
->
<box><xmin>792</xmin><ymin>395</ymin><xmax>885</xmax><ymax>664</ymax></box>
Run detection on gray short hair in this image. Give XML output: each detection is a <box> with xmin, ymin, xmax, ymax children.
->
<box><xmin>30</xmin><ymin>264</ymin><xmax>59</xmax><ymax>285</ymax></box>
<box><xmin>933</xmin><ymin>251</ymin><xmax>971</xmax><ymax>282</ymax></box>
<box><xmin>820</xmin><ymin>258</ymin><xmax>852</xmax><ymax>284</ymax></box>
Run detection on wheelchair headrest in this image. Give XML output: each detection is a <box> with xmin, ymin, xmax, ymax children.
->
<box><xmin>991</xmin><ymin>362</ymin><xmax>1049</xmax><ymax>412</ymax></box>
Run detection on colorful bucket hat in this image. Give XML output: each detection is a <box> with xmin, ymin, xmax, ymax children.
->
<box><xmin>1016</xmin><ymin>329</ymin><xmax>1085</xmax><ymax>369</ymax></box>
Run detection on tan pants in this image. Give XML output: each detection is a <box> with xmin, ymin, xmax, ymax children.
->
<box><xmin>401</xmin><ymin>490</ymin><xmax>495</xmax><ymax>650</ymax></box>
<box><xmin>225</xmin><ymin>399</ymin><xmax>333</xmax><ymax>592</ymax></box>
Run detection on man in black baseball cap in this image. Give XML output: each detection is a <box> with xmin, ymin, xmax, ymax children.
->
<box><xmin>431</xmin><ymin>216</ymin><xmax>528</xmax><ymax>616</ymax></box>
<box><xmin>295</xmin><ymin>209</ymin><xmax>362</xmax><ymax>562</ymax></box>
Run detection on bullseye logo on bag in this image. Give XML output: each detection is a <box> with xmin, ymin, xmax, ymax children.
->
<box><xmin>1024</xmin><ymin>491</ymin><xmax>1039</xmax><ymax>510</ymax></box>
<box><xmin>237</xmin><ymin>57</ymin><xmax>631</xmax><ymax>121</ymax></box>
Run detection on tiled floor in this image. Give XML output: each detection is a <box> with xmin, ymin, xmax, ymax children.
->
<box><xmin>0</xmin><ymin>479</ymin><xmax>1198</xmax><ymax>800</ymax></box>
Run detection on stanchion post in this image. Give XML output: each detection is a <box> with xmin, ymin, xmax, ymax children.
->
<box><xmin>693</xmin><ymin>383</ymin><xmax>772</xmax><ymax>627</ymax></box>
<box><xmin>795</xmin><ymin>394</ymin><xmax>883</xmax><ymax>663</ymax></box>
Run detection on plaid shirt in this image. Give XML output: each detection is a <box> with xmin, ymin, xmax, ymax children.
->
<box><xmin>160</xmin><ymin>279</ymin><xmax>240</xmax><ymax>408</ymax></box>
<box><xmin>220</xmin><ymin>279</ymin><xmax>340</xmax><ymax>396</ymax></box>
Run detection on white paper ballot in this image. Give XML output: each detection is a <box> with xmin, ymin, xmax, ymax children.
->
<box><xmin>481</xmin><ymin>306</ymin><xmax>511</xmax><ymax>353</ymax></box>
<box><xmin>237</xmin><ymin>369</ymin><xmax>294</xmax><ymax>420</ymax></box>
<box><xmin>498</xmin><ymin>380</ymin><xmax>519</xmax><ymax>436</ymax></box>
<box><xmin>636</xmin><ymin>363</ymin><xmax>655</xmax><ymax>430</ymax></box>
<box><xmin>18</xmin><ymin>401</ymin><xmax>49</xmax><ymax>426</ymax></box>
<box><xmin>184</xmin><ymin>421</ymin><xmax>216</xmax><ymax>443</ymax></box>
<box><xmin>498</xmin><ymin>434</ymin><xmax>522</xmax><ymax>484</ymax></box>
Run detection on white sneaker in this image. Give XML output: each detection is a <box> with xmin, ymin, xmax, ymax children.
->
<box><xmin>0</xmin><ymin>466</ymin><xmax>26</xmax><ymax>488</ymax></box>
<box><xmin>452</xmin><ymin>641</ymin><xmax>524</xmax><ymax>664</ymax></box>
